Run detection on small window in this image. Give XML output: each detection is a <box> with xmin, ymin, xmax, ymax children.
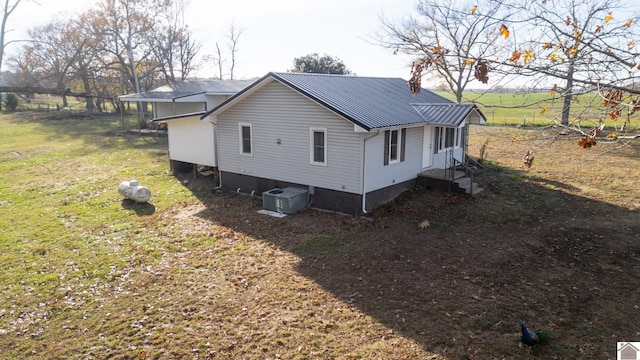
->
<box><xmin>435</xmin><ymin>126</ymin><xmax>461</xmax><ymax>153</ymax></box>
<box><xmin>310</xmin><ymin>128</ymin><xmax>327</xmax><ymax>165</ymax></box>
<box><xmin>445</xmin><ymin>127</ymin><xmax>455</xmax><ymax>148</ymax></box>
<box><xmin>384</xmin><ymin>128</ymin><xmax>406</xmax><ymax>165</ymax></box>
<box><xmin>389</xmin><ymin>129</ymin><xmax>400</xmax><ymax>163</ymax></box>
<box><xmin>456</xmin><ymin>126</ymin><xmax>464</xmax><ymax>147</ymax></box>
<box><xmin>239</xmin><ymin>123</ymin><xmax>252</xmax><ymax>155</ymax></box>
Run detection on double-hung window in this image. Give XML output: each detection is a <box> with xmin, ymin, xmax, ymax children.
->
<box><xmin>310</xmin><ymin>128</ymin><xmax>327</xmax><ymax>166</ymax></box>
<box><xmin>389</xmin><ymin>129</ymin><xmax>400</xmax><ymax>163</ymax></box>
<box><xmin>384</xmin><ymin>128</ymin><xmax>406</xmax><ymax>165</ymax></box>
<box><xmin>239</xmin><ymin>123</ymin><xmax>252</xmax><ymax>155</ymax></box>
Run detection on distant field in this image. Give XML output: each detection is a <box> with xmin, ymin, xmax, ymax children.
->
<box><xmin>9</xmin><ymin>88</ymin><xmax>639</xmax><ymax>131</ymax></box>
<box><xmin>435</xmin><ymin>90</ymin><xmax>640</xmax><ymax>130</ymax></box>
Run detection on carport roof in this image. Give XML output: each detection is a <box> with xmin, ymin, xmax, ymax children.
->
<box><xmin>119</xmin><ymin>79</ymin><xmax>255</xmax><ymax>102</ymax></box>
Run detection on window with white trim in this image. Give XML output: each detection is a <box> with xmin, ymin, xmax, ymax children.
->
<box><xmin>384</xmin><ymin>128</ymin><xmax>406</xmax><ymax>165</ymax></box>
<box><xmin>310</xmin><ymin>128</ymin><xmax>327</xmax><ymax>166</ymax></box>
<box><xmin>434</xmin><ymin>126</ymin><xmax>462</xmax><ymax>153</ymax></box>
<box><xmin>239</xmin><ymin>123</ymin><xmax>252</xmax><ymax>155</ymax></box>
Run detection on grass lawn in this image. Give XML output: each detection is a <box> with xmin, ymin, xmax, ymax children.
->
<box><xmin>436</xmin><ymin>90</ymin><xmax>640</xmax><ymax>131</ymax></box>
<box><xmin>0</xmin><ymin>112</ymin><xmax>638</xmax><ymax>359</ymax></box>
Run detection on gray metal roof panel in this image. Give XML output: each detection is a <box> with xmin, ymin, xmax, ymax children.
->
<box><xmin>411</xmin><ymin>103</ymin><xmax>470</xmax><ymax>126</ymax></box>
<box><xmin>119</xmin><ymin>79</ymin><xmax>254</xmax><ymax>101</ymax></box>
<box><xmin>269</xmin><ymin>72</ymin><xmax>453</xmax><ymax>130</ymax></box>
<box><xmin>201</xmin><ymin>72</ymin><xmax>487</xmax><ymax>131</ymax></box>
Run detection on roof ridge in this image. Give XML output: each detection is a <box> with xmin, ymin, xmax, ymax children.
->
<box><xmin>271</xmin><ymin>71</ymin><xmax>403</xmax><ymax>81</ymax></box>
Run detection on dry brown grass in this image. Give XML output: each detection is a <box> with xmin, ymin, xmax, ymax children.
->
<box><xmin>1</xmin><ymin>116</ymin><xmax>638</xmax><ymax>359</ymax></box>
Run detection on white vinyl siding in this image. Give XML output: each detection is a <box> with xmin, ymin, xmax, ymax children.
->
<box><xmin>364</xmin><ymin>126</ymin><xmax>424</xmax><ymax>192</ymax></box>
<box><xmin>155</xmin><ymin>102</ymin><xmax>206</xmax><ymax>119</ymax></box>
<box><xmin>216</xmin><ymin>81</ymin><xmax>362</xmax><ymax>194</ymax></box>
<box><xmin>165</xmin><ymin>116</ymin><xmax>216</xmax><ymax>167</ymax></box>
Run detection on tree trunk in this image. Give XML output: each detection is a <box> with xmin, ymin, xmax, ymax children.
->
<box><xmin>561</xmin><ymin>66</ymin><xmax>574</xmax><ymax>126</ymax></box>
<box><xmin>80</xmin><ymin>70</ymin><xmax>95</xmax><ymax>112</ymax></box>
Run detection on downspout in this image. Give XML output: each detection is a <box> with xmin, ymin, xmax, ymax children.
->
<box><xmin>361</xmin><ymin>130</ymin><xmax>380</xmax><ymax>215</ymax></box>
<box><xmin>207</xmin><ymin>113</ymin><xmax>222</xmax><ymax>189</ymax></box>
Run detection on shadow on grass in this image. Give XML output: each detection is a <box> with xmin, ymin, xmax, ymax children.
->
<box><xmin>523</xmin><ymin>175</ymin><xmax>581</xmax><ymax>192</ymax></box>
<box><xmin>120</xmin><ymin>199</ymin><xmax>156</xmax><ymax>215</ymax></box>
<box><xmin>182</xmin><ymin>162</ymin><xmax>639</xmax><ymax>358</ymax></box>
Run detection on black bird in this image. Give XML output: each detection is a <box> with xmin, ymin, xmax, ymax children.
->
<box><xmin>520</xmin><ymin>320</ymin><xmax>549</xmax><ymax>346</ymax></box>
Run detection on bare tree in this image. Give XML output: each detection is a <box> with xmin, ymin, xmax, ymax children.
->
<box><xmin>379</xmin><ymin>0</ymin><xmax>639</xmax><ymax>145</ymax></box>
<box><xmin>0</xmin><ymin>0</ymin><xmax>29</xmax><ymax>110</ymax></box>
<box><xmin>227</xmin><ymin>23</ymin><xmax>242</xmax><ymax>80</ymax></box>
<box><xmin>377</xmin><ymin>0</ymin><xmax>512</xmax><ymax>102</ymax></box>
<box><xmin>496</xmin><ymin>0</ymin><xmax>640</xmax><ymax>126</ymax></box>
<box><xmin>206</xmin><ymin>23</ymin><xmax>243</xmax><ymax>80</ymax></box>
<box><xmin>210</xmin><ymin>42</ymin><xmax>224</xmax><ymax>80</ymax></box>
<box><xmin>151</xmin><ymin>0</ymin><xmax>201</xmax><ymax>83</ymax></box>
<box><xmin>0</xmin><ymin>0</ymin><xmax>24</xmax><ymax>75</ymax></box>
<box><xmin>96</xmin><ymin>0</ymin><xmax>162</xmax><ymax>95</ymax></box>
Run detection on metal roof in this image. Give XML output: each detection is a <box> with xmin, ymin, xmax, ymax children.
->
<box><xmin>151</xmin><ymin>111</ymin><xmax>208</xmax><ymax>122</ymax></box>
<box><xmin>411</xmin><ymin>103</ymin><xmax>487</xmax><ymax>127</ymax></box>
<box><xmin>119</xmin><ymin>79</ymin><xmax>255</xmax><ymax>102</ymax></box>
<box><xmin>203</xmin><ymin>72</ymin><xmax>486</xmax><ymax>131</ymax></box>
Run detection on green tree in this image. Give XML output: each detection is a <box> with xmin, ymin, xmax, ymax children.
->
<box><xmin>3</xmin><ymin>93</ymin><xmax>18</xmax><ymax>111</ymax></box>
<box><xmin>289</xmin><ymin>53</ymin><xmax>352</xmax><ymax>75</ymax></box>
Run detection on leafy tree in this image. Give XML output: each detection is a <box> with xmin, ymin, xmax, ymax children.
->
<box><xmin>15</xmin><ymin>11</ymin><xmax>110</xmax><ymax>111</ymax></box>
<box><xmin>3</xmin><ymin>93</ymin><xmax>18</xmax><ymax>110</ymax></box>
<box><xmin>289</xmin><ymin>53</ymin><xmax>352</xmax><ymax>75</ymax></box>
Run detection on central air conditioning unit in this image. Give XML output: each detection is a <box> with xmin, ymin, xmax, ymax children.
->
<box><xmin>262</xmin><ymin>187</ymin><xmax>309</xmax><ymax>214</ymax></box>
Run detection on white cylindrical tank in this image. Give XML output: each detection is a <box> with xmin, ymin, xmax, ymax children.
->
<box><xmin>118</xmin><ymin>180</ymin><xmax>151</xmax><ymax>203</ymax></box>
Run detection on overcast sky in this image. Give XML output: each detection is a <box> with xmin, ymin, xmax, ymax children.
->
<box><xmin>9</xmin><ymin>0</ymin><xmax>418</xmax><ymax>80</ymax></box>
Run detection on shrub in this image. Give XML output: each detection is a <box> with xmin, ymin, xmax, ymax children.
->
<box><xmin>3</xmin><ymin>93</ymin><xmax>19</xmax><ymax>111</ymax></box>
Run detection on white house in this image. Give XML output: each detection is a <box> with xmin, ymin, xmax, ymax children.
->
<box><xmin>119</xmin><ymin>80</ymin><xmax>253</xmax><ymax>169</ymax></box>
<box><xmin>202</xmin><ymin>72</ymin><xmax>486</xmax><ymax>215</ymax></box>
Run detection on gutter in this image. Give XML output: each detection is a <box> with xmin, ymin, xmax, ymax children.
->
<box><xmin>361</xmin><ymin>130</ymin><xmax>380</xmax><ymax>215</ymax></box>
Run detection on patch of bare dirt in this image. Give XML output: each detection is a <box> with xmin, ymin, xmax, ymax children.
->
<box><xmin>135</xmin><ymin>127</ymin><xmax>639</xmax><ymax>359</ymax></box>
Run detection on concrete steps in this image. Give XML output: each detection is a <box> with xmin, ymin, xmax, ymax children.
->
<box><xmin>453</xmin><ymin>176</ymin><xmax>484</xmax><ymax>196</ymax></box>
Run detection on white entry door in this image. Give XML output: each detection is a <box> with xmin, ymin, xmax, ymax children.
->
<box><xmin>422</xmin><ymin>126</ymin><xmax>433</xmax><ymax>169</ymax></box>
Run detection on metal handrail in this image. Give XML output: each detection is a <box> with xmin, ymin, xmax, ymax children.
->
<box><xmin>451</xmin><ymin>156</ymin><xmax>479</xmax><ymax>196</ymax></box>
